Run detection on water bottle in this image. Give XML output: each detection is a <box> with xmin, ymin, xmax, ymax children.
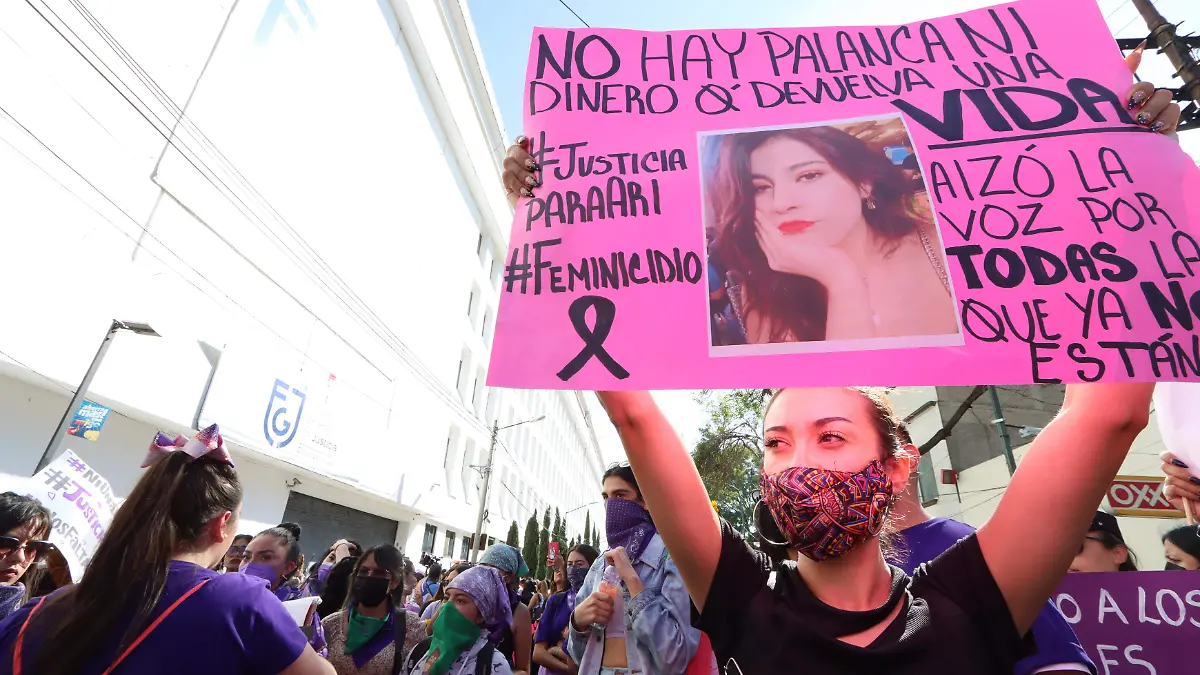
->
<box><xmin>594</xmin><ymin>565</ymin><xmax>626</xmax><ymax>638</ymax></box>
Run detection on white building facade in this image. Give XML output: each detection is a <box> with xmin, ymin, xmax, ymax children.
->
<box><xmin>891</xmin><ymin>386</ymin><xmax>1182</xmax><ymax>570</ymax></box>
<box><xmin>0</xmin><ymin>0</ymin><xmax>605</xmax><ymax>568</ymax></box>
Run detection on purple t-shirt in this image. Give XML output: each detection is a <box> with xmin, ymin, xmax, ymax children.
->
<box><xmin>534</xmin><ymin>591</ymin><xmax>573</xmax><ymax>650</ymax></box>
<box><xmin>0</xmin><ymin>560</ymin><xmax>308</xmax><ymax>675</ymax></box>
<box><xmin>899</xmin><ymin>518</ymin><xmax>1096</xmax><ymax>675</ymax></box>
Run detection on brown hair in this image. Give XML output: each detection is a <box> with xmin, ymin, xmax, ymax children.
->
<box><xmin>33</xmin><ymin>452</ymin><xmax>241</xmax><ymax>675</ymax></box>
<box><xmin>708</xmin><ymin>126</ymin><xmax>922</xmax><ymax>342</ymax></box>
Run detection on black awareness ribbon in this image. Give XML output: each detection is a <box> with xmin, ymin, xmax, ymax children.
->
<box><xmin>556</xmin><ymin>295</ymin><xmax>630</xmax><ymax>381</ymax></box>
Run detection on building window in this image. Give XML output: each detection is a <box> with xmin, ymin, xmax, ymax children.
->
<box><xmin>461</xmin><ymin>535</ymin><xmax>472</xmax><ymax>559</ymax></box>
<box><xmin>918</xmin><ymin>453</ymin><xmax>940</xmax><ymax>505</ymax></box>
<box><xmin>487</xmin><ymin>536</ymin><xmax>496</xmax><ymax>548</ymax></box>
<box><xmin>467</xmin><ymin>288</ymin><xmax>476</xmax><ymax>316</ymax></box>
<box><xmin>423</xmin><ymin>524</ymin><xmax>438</xmax><ymax>554</ymax></box>
<box><xmin>444</xmin><ymin>531</ymin><xmax>456</xmax><ymax>557</ymax></box>
<box><xmin>478</xmin><ymin>233</ymin><xmax>490</xmax><ymax>264</ymax></box>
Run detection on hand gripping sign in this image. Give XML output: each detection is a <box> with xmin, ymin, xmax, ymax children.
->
<box><xmin>489</xmin><ymin>0</ymin><xmax>1200</xmax><ymax>390</ymax></box>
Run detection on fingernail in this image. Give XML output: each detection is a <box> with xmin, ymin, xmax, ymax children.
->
<box><xmin>1173</xmin><ymin>458</ymin><xmax>1190</xmax><ymax>468</ymax></box>
<box><xmin>525</xmin><ymin>160</ymin><xmax>539</xmax><ymax>171</ymax></box>
<box><xmin>1150</xmin><ymin>121</ymin><xmax>1165</xmax><ymax>132</ymax></box>
<box><xmin>515</xmin><ymin>135</ymin><xmax>527</xmax><ymax>146</ymax></box>
<box><xmin>1133</xmin><ymin>39</ymin><xmax>1147</xmax><ymax>55</ymax></box>
<box><xmin>1190</xmin><ymin>477</ymin><xmax>1200</xmax><ymax>486</ymax></box>
<box><xmin>1137</xmin><ymin>112</ymin><xmax>1150</xmax><ymax>125</ymax></box>
<box><xmin>1128</xmin><ymin>90</ymin><xmax>1146</xmax><ymax>110</ymax></box>
<box><xmin>525</xmin><ymin>175</ymin><xmax>536</xmax><ymax>187</ymax></box>
<box><xmin>520</xmin><ymin>187</ymin><xmax>533</xmax><ymax>198</ymax></box>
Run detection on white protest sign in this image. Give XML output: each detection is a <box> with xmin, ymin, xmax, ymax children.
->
<box><xmin>1152</xmin><ymin>383</ymin><xmax>1200</xmax><ymax>480</ymax></box>
<box><xmin>24</xmin><ymin>450</ymin><xmax>118</xmax><ymax>581</ymax></box>
<box><xmin>282</xmin><ymin>596</ymin><xmax>321</xmax><ymax>627</ymax></box>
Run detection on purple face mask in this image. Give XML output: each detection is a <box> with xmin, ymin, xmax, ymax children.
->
<box><xmin>316</xmin><ymin>562</ymin><xmax>333</xmax><ymax>584</ymax></box>
<box><xmin>242</xmin><ymin>562</ymin><xmax>282</xmax><ymax>588</ymax></box>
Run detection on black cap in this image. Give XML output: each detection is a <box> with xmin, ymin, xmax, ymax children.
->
<box><xmin>1089</xmin><ymin>511</ymin><xmax>1125</xmax><ymax>543</ymax></box>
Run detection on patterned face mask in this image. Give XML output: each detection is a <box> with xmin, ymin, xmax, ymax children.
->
<box><xmin>759</xmin><ymin>460</ymin><xmax>894</xmax><ymax>562</ymax></box>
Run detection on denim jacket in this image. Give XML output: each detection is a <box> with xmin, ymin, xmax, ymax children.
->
<box><xmin>567</xmin><ymin>534</ymin><xmax>700</xmax><ymax>675</ymax></box>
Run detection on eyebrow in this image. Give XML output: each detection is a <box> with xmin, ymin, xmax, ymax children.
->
<box><xmin>750</xmin><ymin>160</ymin><xmax>827</xmax><ymax>181</ymax></box>
<box><xmin>765</xmin><ymin>417</ymin><xmax>853</xmax><ymax>435</ymax></box>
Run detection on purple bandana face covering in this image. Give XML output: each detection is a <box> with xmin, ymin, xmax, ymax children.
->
<box><xmin>566</xmin><ymin>567</ymin><xmax>589</xmax><ymax>611</ymax></box>
<box><xmin>316</xmin><ymin>563</ymin><xmax>333</xmax><ymax>584</ymax></box>
<box><xmin>605</xmin><ymin>498</ymin><xmax>657</xmax><ymax>563</ymax></box>
<box><xmin>243</xmin><ymin>562</ymin><xmax>282</xmax><ymax>588</ymax></box>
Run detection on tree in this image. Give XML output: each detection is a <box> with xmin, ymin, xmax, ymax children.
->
<box><xmin>521</xmin><ymin>515</ymin><xmax>539</xmax><ymax>573</ymax></box>
<box><xmin>591</xmin><ymin>522</ymin><xmax>599</xmax><ymax>549</ymax></box>
<box><xmin>553</xmin><ymin>508</ymin><xmax>567</xmax><ymax>547</ymax></box>
<box><xmin>506</xmin><ymin>521</ymin><xmax>520</xmax><ymax>547</ymax></box>
<box><xmin>692</xmin><ymin>389</ymin><xmax>771</xmax><ymax>540</ymax></box>
<box><xmin>583</xmin><ymin>511</ymin><xmax>591</xmax><ymax>549</ymax></box>
<box><xmin>537</xmin><ymin>506</ymin><xmax>551</xmax><ymax>580</ymax></box>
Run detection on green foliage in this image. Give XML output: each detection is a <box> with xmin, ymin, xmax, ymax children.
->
<box><xmin>691</xmin><ymin>389</ymin><xmax>771</xmax><ymax>540</ymax></box>
<box><xmin>521</xmin><ymin>515</ymin><xmax>540</xmax><ymax>572</ymax></box>
<box><xmin>583</xmin><ymin>511</ymin><xmax>591</xmax><ymax>548</ymax></box>
<box><xmin>553</xmin><ymin>508</ymin><xmax>566</xmax><ymax>548</ymax></box>
<box><xmin>506</xmin><ymin>521</ymin><xmax>520</xmax><ymax>547</ymax></box>
<box><xmin>537</xmin><ymin>506</ymin><xmax>551</xmax><ymax>579</ymax></box>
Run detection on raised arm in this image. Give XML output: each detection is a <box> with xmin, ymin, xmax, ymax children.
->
<box><xmin>976</xmin><ymin>383</ymin><xmax>1152</xmax><ymax>633</ymax></box>
<box><xmin>596</xmin><ymin>392</ymin><xmax>722</xmax><ymax>611</ymax></box>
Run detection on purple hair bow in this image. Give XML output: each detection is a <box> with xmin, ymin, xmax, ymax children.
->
<box><xmin>141</xmin><ymin>424</ymin><xmax>234</xmax><ymax>468</ymax></box>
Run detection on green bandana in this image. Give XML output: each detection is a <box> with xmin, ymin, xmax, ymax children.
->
<box><xmin>428</xmin><ymin>603</ymin><xmax>483</xmax><ymax>675</ymax></box>
<box><xmin>343</xmin><ymin>608</ymin><xmax>387</xmax><ymax>654</ymax></box>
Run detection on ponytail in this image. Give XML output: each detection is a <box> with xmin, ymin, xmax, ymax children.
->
<box><xmin>33</xmin><ymin>452</ymin><xmax>241</xmax><ymax>675</ymax></box>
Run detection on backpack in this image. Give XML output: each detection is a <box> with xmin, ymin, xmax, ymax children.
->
<box><xmin>404</xmin><ymin>636</ymin><xmax>496</xmax><ymax>675</ymax></box>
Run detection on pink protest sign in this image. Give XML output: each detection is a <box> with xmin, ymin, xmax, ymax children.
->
<box><xmin>489</xmin><ymin>0</ymin><xmax>1200</xmax><ymax>390</ymax></box>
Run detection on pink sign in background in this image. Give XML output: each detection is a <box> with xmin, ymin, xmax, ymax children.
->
<box><xmin>489</xmin><ymin>0</ymin><xmax>1200</xmax><ymax>390</ymax></box>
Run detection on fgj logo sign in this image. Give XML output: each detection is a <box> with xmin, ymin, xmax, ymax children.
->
<box><xmin>1106</xmin><ymin>476</ymin><xmax>1182</xmax><ymax>518</ymax></box>
<box><xmin>264</xmin><ymin>379</ymin><xmax>306</xmax><ymax>448</ymax></box>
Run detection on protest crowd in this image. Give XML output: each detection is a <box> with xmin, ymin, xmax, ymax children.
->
<box><xmin>2</xmin><ymin>14</ymin><xmax>1199</xmax><ymax>675</ymax></box>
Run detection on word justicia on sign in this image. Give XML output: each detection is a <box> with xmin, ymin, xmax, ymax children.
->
<box><xmin>489</xmin><ymin>0</ymin><xmax>1200</xmax><ymax>391</ymax></box>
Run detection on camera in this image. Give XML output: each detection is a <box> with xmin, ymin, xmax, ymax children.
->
<box><xmin>419</xmin><ymin>552</ymin><xmax>437</xmax><ymax>568</ymax></box>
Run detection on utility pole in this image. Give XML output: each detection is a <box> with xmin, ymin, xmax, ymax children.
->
<box><xmin>35</xmin><ymin>320</ymin><xmax>159</xmax><ymax>474</ymax></box>
<box><xmin>1127</xmin><ymin>0</ymin><xmax>1200</xmax><ymax>131</ymax></box>
<box><xmin>469</xmin><ymin>414</ymin><xmax>545</xmax><ymax>563</ymax></box>
<box><xmin>987</xmin><ymin>386</ymin><xmax>1017</xmax><ymax>476</ymax></box>
<box><xmin>470</xmin><ymin>421</ymin><xmax>499</xmax><ymax>563</ymax></box>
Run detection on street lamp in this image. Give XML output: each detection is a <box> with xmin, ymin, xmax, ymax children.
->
<box><xmin>34</xmin><ymin>319</ymin><xmax>160</xmax><ymax>473</ymax></box>
<box><xmin>470</xmin><ymin>414</ymin><xmax>545</xmax><ymax>562</ymax></box>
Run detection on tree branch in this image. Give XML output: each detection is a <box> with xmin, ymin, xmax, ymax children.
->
<box><xmin>917</xmin><ymin>385</ymin><xmax>987</xmax><ymax>456</ymax></box>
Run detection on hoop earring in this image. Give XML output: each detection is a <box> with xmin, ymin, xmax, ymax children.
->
<box><xmin>753</xmin><ymin>500</ymin><xmax>791</xmax><ymax>548</ymax></box>
<box><xmin>864</xmin><ymin>194</ymin><xmax>877</xmax><ymax>210</ymax></box>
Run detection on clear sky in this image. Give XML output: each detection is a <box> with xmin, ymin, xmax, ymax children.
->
<box><xmin>466</xmin><ymin>0</ymin><xmax>1200</xmax><ymax>461</ymax></box>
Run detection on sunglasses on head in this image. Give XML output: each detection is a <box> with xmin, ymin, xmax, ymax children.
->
<box><xmin>0</xmin><ymin>536</ymin><xmax>53</xmax><ymax>562</ymax></box>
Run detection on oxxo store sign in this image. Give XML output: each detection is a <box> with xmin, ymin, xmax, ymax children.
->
<box><xmin>1106</xmin><ymin>476</ymin><xmax>1182</xmax><ymax>518</ymax></box>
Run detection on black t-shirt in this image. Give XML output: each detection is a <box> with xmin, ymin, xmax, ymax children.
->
<box><xmin>696</xmin><ymin>520</ymin><xmax>1034</xmax><ymax>674</ymax></box>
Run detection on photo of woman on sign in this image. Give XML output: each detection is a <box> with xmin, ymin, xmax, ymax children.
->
<box><xmin>702</xmin><ymin>116</ymin><xmax>960</xmax><ymax>353</ymax></box>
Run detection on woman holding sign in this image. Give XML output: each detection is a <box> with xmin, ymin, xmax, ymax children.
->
<box><xmin>592</xmin><ymin>385</ymin><xmax>1153</xmax><ymax>674</ymax></box>
<box><xmin>0</xmin><ymin>425</ymin><xmax>334</xmax><ymax>675</ymax></box>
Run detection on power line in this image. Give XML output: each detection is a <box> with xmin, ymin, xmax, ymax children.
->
<box><xmin>0</xmin><ymin>106</ymin><xmax>397</xmax><ymax>415</ymax></box>
<box><xmin>554</xmin><ymin>0</ymin><xmax>590</xmax><ymax>27</ymax></box>
<box><xmin>13</xmin><ymin>0</ymin><xmax>498</xmax><ymax>438</ymax></box>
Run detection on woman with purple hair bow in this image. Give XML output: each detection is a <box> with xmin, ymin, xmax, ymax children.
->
<box><xmin>408</xmin><ymin>565</ymin><xmax>513</xmax><ymax>675</ymax></box>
